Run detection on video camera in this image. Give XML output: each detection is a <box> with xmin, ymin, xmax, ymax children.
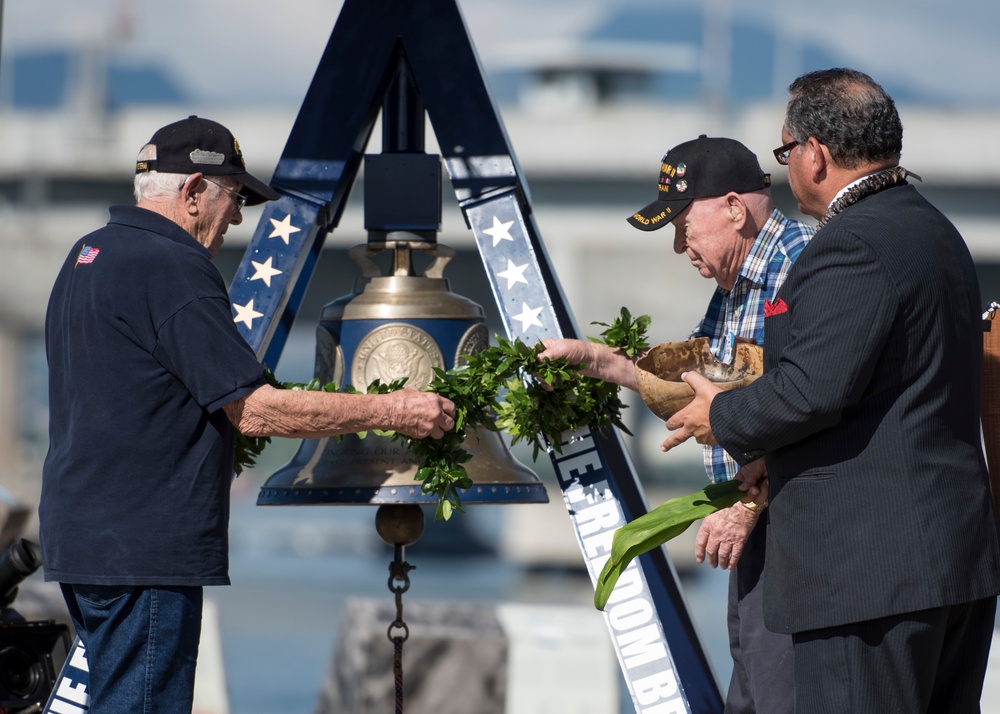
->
<box><xmin>0</xmin><ymin>538</ymin><xmax>70</xmax><ymax>714</ymax></box>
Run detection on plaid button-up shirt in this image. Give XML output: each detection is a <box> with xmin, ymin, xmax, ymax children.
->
<box><xmin>690</xmin><ymin>208</ymin><xmax>814</xmax><ymax>483</ymax></box>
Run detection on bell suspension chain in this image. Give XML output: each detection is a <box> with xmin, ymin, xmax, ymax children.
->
<box><xmin>387</xmin><ymin>543</ymin><xmax>415</xmax><ymax>714</ymax></box>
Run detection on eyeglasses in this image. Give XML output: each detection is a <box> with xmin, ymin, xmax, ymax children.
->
<box><xmin>203</xmin><ymin>177</ymin><xmax>248</xmax><ymax>212</ymax></box>
<box><xmin>773</xmin><ymin>140</ymin><xmax>800</xmax><ymax>166</ymax></box>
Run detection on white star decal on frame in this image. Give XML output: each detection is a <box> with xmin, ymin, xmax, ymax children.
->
<box><xmin>233</xmin><ymin>299</ymin><xmax>264</xmax><ymax>328</ymax></box>
<box><xmin>483</xmin><ymin>216</ymin><xmax>515</xmax><ymax>247</ymax></box>
<box><xmin>268</xmin><ymin>214</ymin><xmax>302</xmax><ymax>245</ymax></box>
<box><xmin>497</xmin><ymin>259</ymin><xmax>529</xmax><ymax>289</ymax></box>
<box><xmin>512</xmin><ymin>302</ymin><xmax>544</xmax><ymax>331</ymax></box>
<box><xmin>250</xmin><ymin>257</ymin><xmax>282</xmax><ymax>288</ymax></box>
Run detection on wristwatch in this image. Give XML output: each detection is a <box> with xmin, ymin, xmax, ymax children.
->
<box><xmin>740</xmin><ymin>499</ymin><xmax>767</xmax><ymax>513</ymax></box>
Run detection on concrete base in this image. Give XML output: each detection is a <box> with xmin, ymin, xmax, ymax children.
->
<box><xmin>495</xmin><ymin>603</ymin><xmax>618</xmax><ymax>714</ymax></box>
<box><xmin>317</xmin><ymin>598</ymin><xmax>507</xmax><ymax>714</ymax></box>
<box><xmin>315</xmin><ymin>598</ymin><xmax>617</xmax><ymax>714</ymax></box>
<box><xmin>193</xmin><ymin>599</ymin><xmax>230</xmax><ymax>714</ymax></box>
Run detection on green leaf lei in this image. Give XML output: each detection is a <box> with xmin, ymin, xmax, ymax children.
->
<box><xmin>234</xmin><ymin>308</ymin><xmax>651</xmax><ymax>521</ymax></box>
<box><xmin>588</xmin><ymin>306</ymin><xmax>651</xmax><ymax>359</ymax></box>
<box><xmin>237</xmin><ymin>307</ymin><xmax>748</xmax><ymax>608</ymax></box>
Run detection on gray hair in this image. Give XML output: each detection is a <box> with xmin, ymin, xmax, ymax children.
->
<box><xmin>785</xmin><ymin>68</ymin><xmax>902</xmax><ymax>170</ymax></box>
<box><xmin>133</xmin><ymin>143</ymin><xmax>227</xmax><ymax>203</ymax></box>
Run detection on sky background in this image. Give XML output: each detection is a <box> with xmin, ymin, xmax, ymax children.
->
<box><xmin>2</xmin><ymin>0</ymin><xmax>998</xmax><ymax>110</ymax></box>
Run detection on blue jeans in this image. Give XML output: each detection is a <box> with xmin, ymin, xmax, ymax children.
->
<box><xmin>61</xmin><ymin>584</ymin><xmax>203</xmax><ymax>714</ymax></box>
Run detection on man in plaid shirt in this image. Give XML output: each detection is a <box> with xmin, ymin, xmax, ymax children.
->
<box><xmin>692</xmin><ymin>202</ymin><xmax>811</xmax><ymax>486</ymax></box>
<box><xmin>540</xmin><ymin>135</ymin><xmax>813</xmax><ymax>714</ymax></box>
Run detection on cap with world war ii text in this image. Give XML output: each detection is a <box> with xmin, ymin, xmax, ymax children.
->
<box><xmin>627</xmin><ymin>135</ymin><xmax>770</xmax><ymax>231</ymax></box>
<box><xmin>135</xmin><ymin>115</ymin><xmax>280</xmax><ymax>206</ymax></box>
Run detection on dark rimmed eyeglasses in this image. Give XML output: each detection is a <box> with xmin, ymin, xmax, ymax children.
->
<box><xmin>203</xmin><ymin>177</ymin><xmax>248</xmax><ymax>211</ymax></box>
<box><xmin>773</xmin><ymin>140</ymin><xmax>799</xmax><ymax>166</ymax></box>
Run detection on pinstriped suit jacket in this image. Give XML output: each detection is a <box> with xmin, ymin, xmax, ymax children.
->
<box><xmin>711</xmin><ymin>183</ymin><xmax>1000</xmax><ymax>634</ymax></box>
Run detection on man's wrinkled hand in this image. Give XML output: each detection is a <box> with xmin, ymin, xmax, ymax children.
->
<box><xmin>391</xmin><ymin>387</ymin><xmax>456</xmax><ymax>439</ymax></box>
<box><xmin>736</xmin><ymin>458</ymin><xmax>767</xmax><ymax>495</ymax></box>
<box><xmin>537</xmin><ymin>338</ymin><xmax>593</xmax><ymax>367</ymax></box>
<box><xmin>695</xmin><ymin>504</ymin><xmax>758</xmax><ymax>570</ymax></box>
<box><xmin>660</xmin><ymin>371</ymin><xmax>721</xmax><ymax>452</ymax></box>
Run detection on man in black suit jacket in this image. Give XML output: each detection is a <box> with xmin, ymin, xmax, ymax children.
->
<box><xmin>662</xmin><ymin>68</ymin><xmax>1000</xmax><ymax>712</ymax></box>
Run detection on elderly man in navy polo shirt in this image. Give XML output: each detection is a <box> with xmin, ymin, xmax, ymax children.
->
<box><xmin>40</xmin><ymin>116</ymin><xmax>456</xmax><ymax>713</ymax></box>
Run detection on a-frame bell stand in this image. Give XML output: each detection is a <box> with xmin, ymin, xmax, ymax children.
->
<box><xmin>43</xmin><ymin>1</ymin><xmax>724</xmax><ymax>712</ymax></box>
<box><xmin>228</xmin><ymin>1</ymin><xmax>723</xmax><ymax>712</ymax></box>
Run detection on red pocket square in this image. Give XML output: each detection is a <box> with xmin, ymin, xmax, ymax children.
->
<box><xmin>764</xmin><ymin>298</ymin><xmax>788</xmax><ymax>317</ymax></box>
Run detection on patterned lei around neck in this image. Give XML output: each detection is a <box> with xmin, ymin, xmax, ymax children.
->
<box><xmin>818</xmin><ymin>166</ymin><xmax>922</xmax><ymax>228</ymax></box>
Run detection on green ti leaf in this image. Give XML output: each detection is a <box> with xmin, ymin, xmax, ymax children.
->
<box><xmin>593</xmin><ymin>479</ymin><xmax>744</xmax><ymax>610</ymax></box>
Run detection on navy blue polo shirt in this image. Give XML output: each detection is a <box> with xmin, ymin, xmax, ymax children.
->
<box><xmin>40</xmin><ymin>205</ymin><xmax>266</xmax><ymax>586</ymax></box>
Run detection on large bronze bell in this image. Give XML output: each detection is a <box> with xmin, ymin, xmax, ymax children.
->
<box><xmin>258</xmin><ymin>239</ymin><xmax>547</xmax><ymax>506</ymax></box>
<box><xmin>258</xmin><ymin>148</ymin><xmax>547</xmax><ymax>508</ymax></box>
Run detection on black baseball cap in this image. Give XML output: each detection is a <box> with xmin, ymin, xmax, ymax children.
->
<box><xmin>135</xmin><ymin>116</ymin><xmax>280</xmax><ymax>206</ymax></box>
<box><xmin>627</xmin><ymin>135</ymin><xmax>770</xmax><ymax>231</ymax></box>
